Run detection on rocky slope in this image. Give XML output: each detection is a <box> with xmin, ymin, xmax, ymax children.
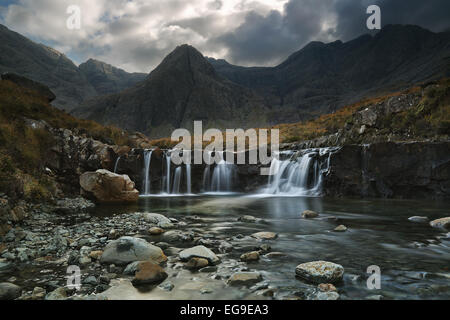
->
<box><xmin>74</xmin><ymin>45</ymin><xmax>269</xmax><ymax>138</ymax></box>
<box><xmin>209</xmin><ymin>25</ymin><xmax>450</xmax><ymax>123</ymax></box>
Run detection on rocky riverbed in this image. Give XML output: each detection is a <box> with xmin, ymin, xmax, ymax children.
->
<box><xmin>0</xmin><ymin>195</ymin><xmax>449</xmax><ymax>300</ymax></box>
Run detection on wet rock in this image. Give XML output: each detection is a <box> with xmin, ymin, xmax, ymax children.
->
<box><xmin>148</xmin><ymin>227</ymin><xmax>164</xmax><ymax>235</ymax></box>
<box><xmin>31</xmin><ymin>287</ymin><xmax>46</xmax><ymax>300</ymax></box>
<box><xmin>251</xmin><ymin>232</ymin><xmax>278</xmax><ymax>240</ymax></box>
<box><xmin>80</xmin><ymin>170</ymin><xmax>139</xmax><ymax>203</ymax></box>
<box><xmin>199</xmin><ymin>266</ymin><xmax>218</xmax><ymax>273</ymax></box>
<box><xmin>100</xmin><ymin>236</ymin><xmax>167</xmax><ymax>265</ymax></box>
<box><xmin>264</xmin><ymin>252</ymin><xmax>286</xmax><ymax>258</ymax></box>
<box><xmin>295</xmin><ymin>261</ymin><xmax>344</xmax><ymax>284</ymax></box>
<box><xmin>334</xmin><ymin>225</ymin><xmax>347</xmax><ymax>232</ymax></box>
<box><xmin>219</xmin><ymin>241</ymin><xmax>233</xmax><ymax>253</ymax></box>
<box><xmin>45</xmin><ymin>287</ymin><xmax>67</xmax><ymax>300</ymax></box>
<box><xmin>318</xmin><ymin>283</ymin><xmax>337</xmax><ymax>292</ymax></box>
<box><xmin>109</xmin><ymin>229</ymin><xmax>120</xmax><ymax>239</ymax></box>
<box><xmin>158</xmin><ymin>282</ymin><xmax>174</xmax><ymax>291</ymax></box>
<box><xmin>161</xmin><ymin>230</ymin><xmax>194</xmax><ymax>243</ymax></box>
<box><xmin>408</xmin><ymin>216</ymin><xmax>429</xmax><ymax>223</ymax></box>
<box><xmin>89</xmin><ymin>250</ymin><xmax>103</xmax><ymax>260</ymax></box>
<box><xmin>315</xmin><ymin>291</ymin><xmax>340</xmax><ymax>300</ymax></box>
<box><xmin>83</xmin><ymin>276</ymin><xmax>98</xmax><ymax>286</ymax></box>
<box><xmin>302</xmin><ymin>210</ymin><xmax>319</xmax><ymax>219</ymax></box>
<box><xmin>430</xmin><ymin>217</ymin><xmax>450</xmax><ymax>230</ymax></box>
<box><xmin>185</xmin><ymin>257</ymin><xmax>209</xmax><ymax>270</ymax></box>
<box><xmin>179</xmin><ymin>245</ymin><xmax>220</xmax><ymax>265</ymax></box>
<box><xmin>0</xmin><ymin>282</ymin><xmax>21</xmax><ymax>300</ymax></box>
<box><xmin>240</xmin><ymin>251</ymin><xmax>260</xmax><ymax>262</ymax></box>
<box><xmin>123</xmin><ymin>261</ymin><xmax>140</xmax><ymax>275</ymax></box>
<box><xmin>142</xmin><ymin>213</ymin><xmax>174</xmax><ymax>229</ymax></box>
<box><xmin>238</xmin><ymin>215</ymin><xmax>257</xmax><ymax>223</ymax></box>
<box><xmin>132</xmin><ymin>261</ymin><xmax>168</xmax><ymax>286</ymax></box>
<box><xmin>227</xmin><ymin>272</ymin><xmax>262</xmax><ymax>287</ymax></box>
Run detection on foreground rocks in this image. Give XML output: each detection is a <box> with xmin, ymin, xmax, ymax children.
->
<box><xmin>80</xmin><ymin>170</ymin><xmax>139</xmax><ymax>203</ymax></box>
<box><xmin>228</xmin><ymin>272</ymin><xmax>262</xmax><ymax>287</ymax></box>
<box><xmin>179</xmin><ymin>245</ymin><xmax>219</xmax><ymax>265</ymax></box>
<box><xmin>295</xmin><ymin>261</ymin><xmax>344</xmax><ymax>284</ymax></box>
<box><xmin>132</xmin><ymin>262</ymin><xmax>168</xmax><ymax>286</ymax></box>
<box><xmin>0</xmin><ymin>282</ymin><xmax>21</xmax><ymax>300</ymax></box>
<box><xmin>100</xmin><ymin>237</ymin><xmax>167</xmax><ymax>265</ymax></box>
<box><xmin>430</xmin><ymin>217</ymin><xmax>450</xmax><ymax>230</ymax></box>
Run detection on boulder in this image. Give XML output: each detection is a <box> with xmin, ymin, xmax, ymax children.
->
<box><xmin>132</xmin><ymin>261</ymin><xmax>168</xmax><ymax>286</ymax></box>
<box><xmin>430</xmin><ymin>217</ymin><xmax>450</xmax><ymax>230</ymax></box>
<box><xmin>142</xmin><ymin>213</ymin><xmax>174</xmax><ymax>228</ymax></box>
<box><xmin>100</xmin><ymin>236</ymin><xmax>167</xmax><ymax>265</ymax></box>
<box><xmin>0</xmin><ymin>282</ymin><xmax>21</xmax><ymax>300</ymax></box>
<box><xmin>251</xmin><ymin>232</ymin><xmax>278</xmax><ymax>240</ymax></box>
<box><xmin>179</xmin><ymin>245</ymin><xmax>220</xmax><ymax>265</ymax></box>
<box><xmin>295</xmin><ymin>261</ymin><xmax>344</xmax><ymax>284</ymax></box>
<box><xmin>302</xmin><ymin>210</ymin><xmax>319</xmax><ymax>218</ymax></box>
<box><xmin>227</xmin><ymin>272</ymin><xmax>262</xmax><ymax>287</ymax></box>
<box><xmin>80</xmin><ymin>169</ymin><xmax>139</xmax><ymax>203</ymax></box>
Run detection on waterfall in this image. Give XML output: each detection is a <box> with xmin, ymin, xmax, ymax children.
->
<box><xmin>142</xmin><ymin>150</ymin><xmax>153</xmax><ymax>195</ymax></box>
<box><xmin>186</xmin><ymin>164</ymin><xmax>192</xmax><ymax>194</ymax></box>
<box><xmin>163</xmin><ymin>151</ymin><xmax>171</xmax><ymax>194</ymax></box>
<box><xmin>202</xmin><ymin>151</ymin><xmax>236</xmax><ymax>193</ymax></box>
<box><xmin>262</xmin><ymin>148</ymin><xmax>333</xmax><ymax>196</ymax></box>
<box><xmin>172</xmin><ymin>167</ymin><xmax>182</xmax><ymax>194</ymax></box>
<box><xmin>113</xmin><ymin>156</ymin><xmax>121</xmax><ymax>173</ymax></box>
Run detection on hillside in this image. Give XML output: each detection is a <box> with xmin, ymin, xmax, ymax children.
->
<box><xmin>74</xmin><ymin>45</ymin><xmax>269</xmax><ymax>138</ymax></box>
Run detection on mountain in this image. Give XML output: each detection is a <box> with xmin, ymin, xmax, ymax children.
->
<box><xmin>73</xmin><ymin>45</ymin><xmax>268</xmax><ymax>138</ymax></box>
<box><xmin>0</xmin><ymin>24</ymin><xmax>146</xmax><ymax>110</ymax></box>
<box><xmin>209</xmin><ymin>24</ymin><xmax>450</xmax><ymax>123</ymax></box>
<box><xmin>79</xmin><ymin>59</ymin><xmax>146</xmax><ymax>96</ymax></box>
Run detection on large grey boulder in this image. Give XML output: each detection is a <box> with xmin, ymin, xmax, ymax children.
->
<box><xmin>0</xmin><ymin>282</ymin><xmax>21</xmax><ymax>300</ymax></box>
<box><xmin>100</xmin><ymin>237</ymin><xmax>167</xmax><ymax>265</ymax></box>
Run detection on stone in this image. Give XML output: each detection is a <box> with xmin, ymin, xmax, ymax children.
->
<box><xmin>334</xmin><ymin>225</ymin><xmax>347</xmax><ymax>232</ymax></box>
<box><xmin>89</xmin><ymin>250</ymin><xmax>103</xmax><ymax>260</ymax></box>
<box><xmin>123</xmin><ymin>261</ymin><xmax>140</xmax><ymax>275</ymax></box>
<box><xmin>185</xmin><ymin>257</ymin><xmax>209</xmax><ymax>270</ymax></box>
<box><xmin>83</xmin><ymin>276</ymin><xmax>98</xmax><ymax>286</ymax></box>
<box><xmin>264</xmin><ymin>252</ymin><xmax>287</xmax><ymax>258</ymax></box>
<box><xmin>430</xmin><ymin>217</ymin><xmax>450</xmax><ymax>230</ymax></box>
<box><xmin>142</xmin><ymin>213</ymin><xmax>174</xmax><ymax>229</ymax></box>
<box><xmin>0</xmin><ymin>282</ymin><xmax>21</xmax><ymax>300</ymax></box>
<box><xmin>315</xmin><ymin>291</ymin><xmax>340</xmax><ymax>300</ymax></box>
<box><xmin>158</xmin><ymin>282</ymin><xmax>174</xmax><ymax>291</ymax></box>
<box><xmin>295</xmin><ymin>261</ymin><xmax>344</xmax><ymax>284</ymax></box>
<box><xmin>100</xmin><ymin>236</ymin><xmax>167</xmax><ymax>265</ymax></box>
<box><xmin>149</xmin><ymin>227</ymin><xmax>164</xmax><ymax>235</ymax></box>
<box><xmin>318</xmin><ymin>283</ymin><xmax>337</xmax><ymax>292</ymax></box>
<box><xmin>302</xmin><ymin>210</ymin><xmax>319</xmax><ymax>218</ymax></box>
<box><xmin>179</xmin><ymin>245</ymin><xmax>220</xmax><ymax>265</ymax></box>
<box><xmin>238</xmin><ymin>215</ymin><xmax>257</xmax><ymax>223</ymax></box>
<box><xmin>132</xmin><ymin>261</ymin><xmax>168</xmax><ymax>286</ymax></box>
<box><xmin>251</xmin><ymin>232</ymin><xmax>278</xmax><ymax>240</ymax></box>
<box><xmin>109</xmin><ymin>229</ymin><xmax>120</xmax><ymax>239</ymax></box>
<box><xmin>80</xmin><ymin>169</ymin><xmax>139</xmax><ymax>203</ymax></box>
<box><xmin>45</xmin><ymin>287</ymin><xmax>67</xmax><ymax>300</ymax></box>
<box><xmin>408</xmin><ymin>216</ymin><xmax>429</xmax><ymax>223</ymax></box>
<box><xmin>31</xmin><ymin>287</ymin><xmax>46</xmax><ymax>300</ymax></box>
<box><xmin>240</xmin><ymin>251</ymin><xmax>260</xmax><ymax>262</ymax></box>
<box><xmin>227</xmin><ymin>272</ymin><xmax>262</xmax><ymax>287</ymax></box>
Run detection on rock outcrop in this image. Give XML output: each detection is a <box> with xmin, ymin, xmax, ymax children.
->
<box><xmin>80</xmin><ymin>170</ymin><xmax>139</xmax><ymax>203</ymax></box>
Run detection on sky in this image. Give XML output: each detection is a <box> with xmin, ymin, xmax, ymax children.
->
<box><xmin>0</xmin><ymin>0</ymin><xmax>449</xmax><ymax>73</ymax></box>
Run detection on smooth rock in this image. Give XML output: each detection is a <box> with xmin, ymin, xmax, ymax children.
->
<box><xmin>0</xmin><ymin>282</ymin><xmax>21</xmax><ymax>300</ymax></box>
<box><xmin>148</xmin><ymin>227</ymin><xmax>164</xmax><ymax>235</ymax></box>
<box><xmin>89</xmin><ymin>250</ymin><xmax>103</xmax><ymax>260</ymax></box>
<box><xmin>251</xmin><ymin>232</ymin><xmax>278</xmax><ymax>240</ymax></box>
<box><xmin>45</xmin><ymin>287</ymin><xmax>67</xmax><ymax>300</ymax></box>
<box><xmin>132</xmin><ymin>261</ymin><xmax>168</xmax><ymax>286</ymax></box>
<box><xmin>179</xmin><ymin>245</ymin><xmax>219</xmax><ymax>265</ymax></box>
<box><xmin>318</xmin><ymin>283</ymin><xmax>337</xmax><ymax>292</ymax></box>
<box><xmin>100</xmin><ymin>236</ymin><xmax>167</xmax><ymax>265</ymax></box>
<box><xmin>315</xmin><ymin>291</ymin><xmax>340</xmax><ymax>300</ymax></box>
<box><xmin>430</xmin><ymin>217</ymin><xmax>450</xmax><ymax>230</ymax></box>
<box><xmin>227</xmin><ymin>272</ymin><xmax>262</xmax><ymax>287</ymax></box>
<box><xmin>238</xmin><ymin>215</ymin><xmax>257</xmax><ymax>223</ymax></box>
<box><xmin>295</xmin><ymin>261</ymin><xmax>344</xmax><ymax>284</ymax></box>
<box><xmin>31</xmin><ymin>287</ymin><xmax>46</xmax><ymax>300</ymax></box>
<box><xmin>334</xmin><ymin>225</ymin><xmax>347</xmax><ymax>232</ymax></box>
<box><xmin>240</xmin><ymin>251</ymin><xmax>260</xmax><ymax>262</ymax></box>
<box><xmin>185</xmin><ymin>257</ymin><xmax>209</xmax><ymax>270</ymax></box>
<box><xmin>142</xmin><ymin>213</ymin><xmax>174</xmax><ymax>229</ymax></box>
<box><xmin>302</xmin><ymin>210</ymin><xmax>319</xmax><ymax>218</ymax></box>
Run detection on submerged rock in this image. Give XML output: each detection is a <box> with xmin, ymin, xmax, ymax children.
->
<box><xmin>132</xmin><ymin>261</ymin><xmax>168</xmax><ymax>286</ymax></box>
<box><xmin>100</xmin><ymin>236</ymin><xmax>167</xmax><ymax>265</ymax></box>
<box><xmin>179</xmin><ymin>245</ymin><xmax>219</xmax><ymax>265</ymax></box>
<box><xmin>240</xmin><ymin>251</ymin><xmax>260</xmax><ymax>262</ymax></box>
<box><xmin>430</xmin><ymin>217</ymin><xmax>450</xmax><ymax>230</ymax></box>
<box><xmin>295</xmin><ymin>261</ymin><xmax>344</xmax><ymax>284</ymax></box>
<box><xmin>334</xmin><ymin>225</ymin><xmax>347</xmax><ymax>232</ymax></box>
<box><xmin>228</xmin><ymin>272</ymin><xmax>262</xmax><ymax>287</ymax></box>
<box><xmin>80</xmin><ymin>170</ymin><xmax>139</xmax><ymax>203</ymax></box>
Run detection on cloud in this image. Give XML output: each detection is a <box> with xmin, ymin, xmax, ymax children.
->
<box><xmin>0</xmin><ymin>0</ymin><xmax>449</xmax><ymax>72</ymax></box>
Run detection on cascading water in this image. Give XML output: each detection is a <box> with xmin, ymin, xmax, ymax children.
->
<box><xmin>172</xmin><ymin>167</ymin><xmax>182</xmax><ymax>194</ymax></box>
<box><xmin>262</xmin><ymin>148</ymin><xmax>334</xmax><ymax>196</ymax></box>
<box><xmin>162</xmin><ymin>151</ymin><xmax>171</xmax><ymax>194</ymax></box>
<box><xmin>113</xmin><ymin>156</ymin><xmax>121</xmax><ymax>173</ymax></box>
<box><xmin>186</xmin><ymin>163</ymin><xmax>192</xmax><ymax>194</ymax></box>
<box><xmin>142</xmin><ymin>150</ymin><xmax>153</xmax><ymax>195</ymax></box>
<box><xmin>203</xmin><ymin>151</ymin><xmax>237</xmax><ymax>193</ymax></box>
